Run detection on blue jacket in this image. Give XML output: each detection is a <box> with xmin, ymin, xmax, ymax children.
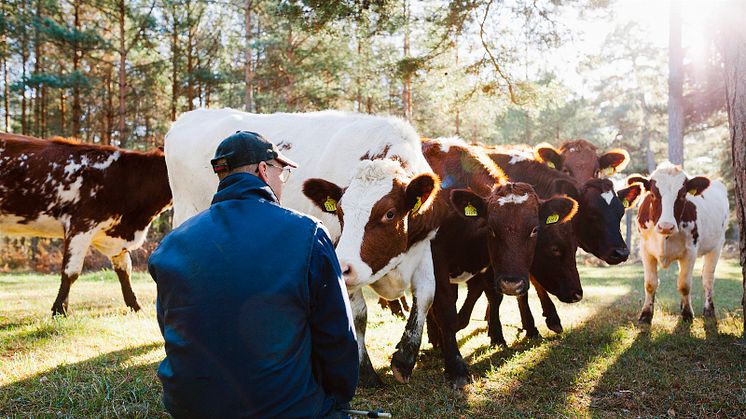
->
<box><xmin>149</xmin><ymin>173</ymin><xmax>359</xmax><ymax>418</ymax></box>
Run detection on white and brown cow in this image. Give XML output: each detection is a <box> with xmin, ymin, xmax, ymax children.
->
<box><xmin>0</xmin><ymin>133</ymin><xmax>172</xmax><ymax>315</ymax></box>
<box><xmin>628</xmin><ymin>162</ymin><xmax>729</xmax><ymax>324</ymax></box>
<box><xmin>164</xmin><ymin>108</ymin><xmax>440</xmax><ymax>387</ymax></box>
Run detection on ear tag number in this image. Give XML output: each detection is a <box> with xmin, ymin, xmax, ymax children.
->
<box><xmin>324</xmin><ymin>197</ymin><xmax>337</xmax><ymax>212</ymax></box>
<box><xmin>412</xmin><ymin>197</ymin><xmax>422</xmax><ymax>213</ymax></box>
<box><xmin>602</xmin><ymin>167</ymin><xmax>615</xmax><ymax>176</ymax></box>
<box><xmin>546</xmin><ymin>161</ymin><xmax>556</xmax><ymax>169</ymax></box>
<box><xmin>464</xmin><ymin>203</ymin><xmax>478</xmax><ymax>217</ymax></box>
<box><xmin>546</xmin><ymin>213</ymin><xmax>560</xmax><ymax>225</ymax></box>
<box><xmin>688</xmin><ymin>188</ymin><xmax>697</xmax><ymax>195</ymax></box>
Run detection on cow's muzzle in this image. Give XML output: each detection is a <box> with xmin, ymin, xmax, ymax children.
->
<box><xmin>656</xmin><ymin>221</ymin><xmax>677</xmax><ymax>235</ymax></box>
<box><xmin>497</xmin><ymin>274</ymin><xmax>529</xmax><ymax>296</ymax></box>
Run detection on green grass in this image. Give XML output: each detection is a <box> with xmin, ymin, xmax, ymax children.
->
<box><xmin>1</xmin><ymin>260</ymin><xmax>744</xmax><ymax>417</ymax></box>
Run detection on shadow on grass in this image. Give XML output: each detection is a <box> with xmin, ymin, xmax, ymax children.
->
<box><xmin>0</xmin><ymin>342</ymin><xmax>165</xmax><ymax>417</ymax></box>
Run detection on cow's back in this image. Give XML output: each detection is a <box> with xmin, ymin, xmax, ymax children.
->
<box><xmin>165</xmin><ymin>108</ymin><xmax>432</xmax><ymax>238</ymax></box>
<box><xmin>691</xmin><ymin>180</ymin><xmax>729</xmax><ymax>255</ymax></box>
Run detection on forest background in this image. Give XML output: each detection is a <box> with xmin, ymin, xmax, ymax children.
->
<box><xmin>0</xmin><ymin>0</ymin><xmax>736</xmax><ymax>271</ymax></box>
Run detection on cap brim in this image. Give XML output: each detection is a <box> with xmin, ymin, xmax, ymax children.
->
<box><xmin>275</xmin><ymin>151</ymin><xmax>298</xmax><ymax>168</ymax></box>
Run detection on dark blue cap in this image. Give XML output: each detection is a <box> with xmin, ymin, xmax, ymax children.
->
<box><xmin>211</xmin><ymin>131</ymin><xmax>297</xmax><ymax>173</ymax></box>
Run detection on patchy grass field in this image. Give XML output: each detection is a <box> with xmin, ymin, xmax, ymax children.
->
<box><xmin>1</xmin><ymin>260</ymin><xmax>744</xmax><ymax>417</ymax></box>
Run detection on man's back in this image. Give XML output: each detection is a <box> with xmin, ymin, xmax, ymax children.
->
<box><xmin>149</xmin><ymin>173</ymin><xmax>358</xmax><ymax>418</ymax></box>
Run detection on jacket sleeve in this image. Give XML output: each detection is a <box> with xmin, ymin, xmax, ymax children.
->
<box><xmin>308</xmin><ymin>225</ymin><xmax>359</xmax><ymax>405</ymax></box>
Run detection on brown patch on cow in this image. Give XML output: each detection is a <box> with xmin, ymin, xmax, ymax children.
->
<box><xmin>558</xmin><ymin>139</ymin><xmax>599</xmax><ymax>183</ymax></box>
<box><xmin>389</xmin><ymin>154</ymin><xmax>409</xmax><ymax>170</ymax></box>
<box><xmin>359</xmin><ymin>178</ymin><xmax>410</xmax><ymax>273</ymax></box>
<box><xmin>360</xmin><ymin>144</ymin><xmax>392</xmax><ymax>161</ymax></box>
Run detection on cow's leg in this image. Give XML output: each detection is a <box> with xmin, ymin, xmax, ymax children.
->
<box><xmin>480</xmin><ymin>270</ymin><xmax>507</xmax><ymax>346</ymax></box>
<box><xmin>638</xmin><ymin>250</ymin><xmax>659</xmax><ymax>325</ymax></box>
<box><xmin>51</xmin><ymin>231</ymin><xmax>94</xmax><ymax>316</ymax></box>
<box><xmin>391</xmin><ymin>249</ymin><xmax>435</xmax><ymax>383</ymax></box>
<box><xmin>701</xmin><ymin>247</ymin><xmax>722</xmax><ymax>318</ymax></box>
<box><xmin>426</xmin><ymin>310</ymin><xmax>441</xmax><ymax>349</ymax></box>
<box><xmin>430</xmin><ymin>248</ymin><xmax>469</xmax><ymax>388</ymax></box>
<box><xmin>533</xmin><ymin>279</ymin><xmax>562</xmax><ymax>334</ymax></box>
<box><xmin>516</xmin><ymin>293</ymin><xmax>539</xmax><ymax>338</ymax></box>
<box><xmin>350</xmin><ymin>288</ymin><xmax>383</xmax><ymax>388</ymax></box>
<box><xmin>458</xmin><ymin>277</ymin><xmax>485</xmax><ymax>331</ymax></box>
<box><xmin>111</xmin><ymin>250</ymin><xmax>141</xmax><ymax>312</ymax></box>
<box><xmin>677</xmin><ymin>255</ymin><xmax>696</xmax><ymax>322</ymax></box>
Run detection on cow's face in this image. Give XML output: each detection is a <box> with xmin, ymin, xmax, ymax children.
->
<box><xmin>303</xmin><ymin>159</ymin><xmax>438</xmax><ymax>289</ymax></box>
<box><xmin>450</xmin><ymin>183</ymin><xmax>577</xmax><ymax>296</ymax></box>
<box><xmin>628</xmin><ymin>167</ymin><xmax>709</xmax><ymax>235</ymax></box>
<box><xmin>535</xmin><ymin>141</ymin><xmax>629</xmax><ymax>183</ymax></box>
<box><xmin>572</xmin><ymin>179</ymin><xmax>643</xmax><ymax>265</ymax></box>
<box><xmin>531</xmin><ymin>222</ymin><xmax>582</xmax><ymax>303</ymax></box>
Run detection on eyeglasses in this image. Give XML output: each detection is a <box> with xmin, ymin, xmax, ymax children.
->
<box><xmin>265</xmin><ymin>162</ymin><xmax>293</xmax><ymax>183</ymax></box>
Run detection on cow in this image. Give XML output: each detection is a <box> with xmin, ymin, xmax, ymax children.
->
<box><xmin>419</xmin><ymin>138</ymin><xmax>578</xmax><ymax>388</ymax></box>
<box><xmin>627</xmin><ymin>162</ymin><xmax>728</xmax><ymax>324</ymax></box>
<box><xmin>454</xmin><ymin>144</ymin><xmax>642</xmax><ymax>335</ymax></box>
<box><xmin>0</xmin><ymin>133</ymin><xmax>172</xmax><ymax>315</ymax></box>
<box><xmin>164</xmin><ymin>108</ymin><xmax>440</xmax><ymax>387</ymax></box>
<box><xmin>533</xmin><ymin>139</ymin><xmax>630</xmax><ymax>183</ymax></box>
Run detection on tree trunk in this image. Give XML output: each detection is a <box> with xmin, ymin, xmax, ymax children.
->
<box><xmin>170</xmin><ymin>2</ymin><xmax>179</xmax><ymax>121</ymax></box>
<box><xmin>667</xmin><ymin>1</ymin><xmax>685</xmax><ymax>166</ymax></box>
<box><xmin>59</xmin><ymin>88</ymin><xmax>65</xmax><ymax>135</ymax></box>
<box><xmin>186</xmin><ymin>3</ymin><xmax>194</xmax><ymax>111</ymax></box>
<box><xmin>244</xmin><ymin>0</ymin><xmax>255</xmax><ymax>112</ymax></box>
<box><xmin>72</xmin><ymin>0</ymin><xmax>82</xmax><ymax>137</ymax></box>
<box><xmin>2</xmin><ymin>43</ymin><xmax>9</xmax><ymax>132</ymax></box>
<box><xmin>117</xmin><ymin>0</ymin><xmax>127</xmax><ymax>147</ymax></box>
<box><xmin>401</xmin><ymin>0</ymin><xmax>412</xmax><ymax>120</ymax></box>
<box><xmin>722</xmin><ymin>1</ymin><xmax>746</xmax><ymax>340</ymax></box>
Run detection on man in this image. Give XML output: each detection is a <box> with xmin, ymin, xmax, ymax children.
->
<box><xmin>149</xmin><ymin>130</ymin><xmax>359</xmax><ymax>418</ymax></box>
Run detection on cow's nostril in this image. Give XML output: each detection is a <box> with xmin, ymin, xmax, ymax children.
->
<box><xmin>572</xmin><ymin>292</ymin><xmax>583</xmax><ymax>303</ymax></box>
<box><xmin>340</xmin><ymin>263</ymin><xmax>357</xmax><ymax>285</ymax></box>
<box><xmin>613</xmin><ymin>248</ymin><xmax>629</xmax><ymax>259</ymax></box>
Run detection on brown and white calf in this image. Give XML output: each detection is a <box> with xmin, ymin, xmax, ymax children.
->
<box><xmin>534</xmin><ymin>139</ymin><xmax>630</xmax><ymax>183</ymax></box>
<box><xmin>0</xmin><ymin>133</ymin><xmax>172</xmax><ymax>315</ymax></box>
<box><xmin>628</xmin><ymin>162</ymin><xmax>728</xmax><ymax>324</ymax></box>
<box><xmin>420</xmin><ymin>138</ymin><xmax>578</xmax><ymax>387</ymax></box>
<box><xmin>165</xmin><ymin>109</ymin><xmax>440</xmax><ymax>387</ymax></box>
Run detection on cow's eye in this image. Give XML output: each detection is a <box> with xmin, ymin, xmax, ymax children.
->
<box><xmin>530</xmin><ymin>226</ymin><xmax>539</xmax><ymax>237</ymax></box>
<box><xmin>382</xmin><ymin>209</ymin><xmax>396</xmax><ymax>222</ymax></box>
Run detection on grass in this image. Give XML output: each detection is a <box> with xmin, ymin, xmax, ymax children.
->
<box><xmin>1</xmin><ymin>260</ymin><xmax>744</xmax><ymax>417</ymax></box>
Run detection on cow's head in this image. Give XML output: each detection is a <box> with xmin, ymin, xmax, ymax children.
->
<box><xmin>450</xmin><ymin>183</ymin><xmax>577</xmax><ymax>296</ymax></box>
<box><xmin>303</xmin><ymin>159</ymin><xmax>439</xmax><ymax>289</ymax></box>
<box><xmin>531</xmin><ymin>221</ymin><xmax>582</xmax><ymax>303</ymax></box>
<box><xmin>535</xmin><ymin>140</ymin><xmax>629</xmax><ymax>183</ymax></box>
<box><xmin>627</xmin><ymin>163</ymin><xmax>709</xmax><ymax>235</ymax></box>
<box><xmin>571</xmin><ymin>178</ymin><xmax>643</xmax><ymax>265</ymax></box>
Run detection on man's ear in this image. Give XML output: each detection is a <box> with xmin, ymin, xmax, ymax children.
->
<box><xmin>539</xmin><ymin>196</ymin><xmax>578</xmax><ymax>225</ymax></box>
<box><xmin>449</xmin><ymin>189</ymin><xmax>487</xmax><ymax>220</ymax></box>
<box><xmin>626</xmin><ymin>174</ymin><xmax>650</xmax><ymax>191</ymax></box>
<box><xmin>685</xmin><ymin>176</ymin><xmax>710</xmax><ymax>196</ymax></box>
<box><xmin>534</xmin><ymin>143</ymin><xmax>562</xmax><ymax>170</ymax></box>
<box><xmin>617</xmin><ymin>183</ymin><xmax>643</xmax><ymax>209</ymax></box>
<box><xmin>598</xmin><ymin>148</ymin><xmax>630</xmax><ymax>176</ymax></box>
<box><xmin>405</xmin><ymin>173</ymin><xmax>440</xmax><ymax>215</ymax></box>
<box><xmin>303</xmin><ymin>178</ymin><xmax>344</xmax><ymax>213</ymax></box>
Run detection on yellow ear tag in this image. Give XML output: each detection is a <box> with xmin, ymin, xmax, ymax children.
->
<box><xmin>622</xmin><ymin>198</ymin><xmax>630</xmax><ymax>208</ymax></box>
<box><xmin>546</xmin><ymin>161</ymin><xmax>556</xmax><ymax>169</ymax></box>
<box><xmin>464</xmin><ymin>203</ymin><xmax>478</xmax><ymax>217</ymax></box>
<box><xmin>546</xmin><ymin>213</ymin><xmax>560</xmax><ymax>225</ymax></box>
<box><xmin>412</xmin><ymin>197</ymin><xmax>422</xmax><ymax>213</ymax></box>
<box><xmin>602</xmin><ymin>167</ymin><xmax>615</xmax><ymax>176</ymax></box>
<box><xmin>323</xmin><ymin>197</ymin><xmax>337</xmax><ymax>212</ymax></box>
<box><xmin>688</xmin><ymin>188</ymin><xmax>697</xmax><ymax>195</ymax></box>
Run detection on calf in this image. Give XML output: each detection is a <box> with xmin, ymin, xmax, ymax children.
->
<box><xmin>628</xmin><ymin>162</ymin><xmax>728</xmax><ymax>324</ymax></box>
<box><xmin>165</xmin><ymin>109</ymin><xmax>440</xmax><ymax>387</ymax></box>
<box><xmin>0</xmin><ymin>133</ymin><xmax>172</xmax><ymax>315</ymax></box>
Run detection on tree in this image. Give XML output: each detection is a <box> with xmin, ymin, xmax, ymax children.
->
<box><xmin>722</xmin><ymin>1</ymin><xmax>746</xmax><ymax>340</ymax></box>
<box><xmin>668</xmin><ymin>1</ymin><xmax>685</xmax><ymax>165</ymax></box>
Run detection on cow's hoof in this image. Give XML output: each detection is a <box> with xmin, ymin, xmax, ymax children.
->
<box><xmin>390</xmin><ymin>353</ymin><xmax>415</xmax><ymax>384</ymax></box>
<box><xmin>490</xmin><ymin>337</ymin><xmax>507</xmax><ymax>347</ymax></box>
<box><xmin>546</xmin><ymin>321</ymin><xmax>563</xmax><ymax>334</ymax></box>
<box><xmin>391</xmin><ymin>364</ymin><xmax>410</xmax><ymax>384</ymax></box>
<box><xmin>681</xmin><ymin>310</ymin><xmax>694</xmax><ymax>322</ymax></box>
<box><xmin>525</xmin><ymin>327</ymin><xmax>540</xmax><ymax>338</ymax></box>
<box><xmin>358</xmin><ymin>369</ymin><xmax>385</xmax><ymax>388</ymax></box>
<box><xmin>703</xmin><ymin>306</ymin><xmax>716</xmax><ymax>318</ymax></box>
<box><xmin>127</xmin><ymin>301</ymin><xmax>142</xmax><ymax>312</ymax></box>
<box><xmin>448</xmin><ymin>375</ymin><xmax>469</xmax><ymax>390</ymax></box>
<box><xmin>51</xmin><ymin>304</ymin><xmax>68</xmax><ymax>317</ymax></box>
<box><xmin>637</xmin><ymin>310</ymin><xmax>653</xmax><ymax>326</ymax></box>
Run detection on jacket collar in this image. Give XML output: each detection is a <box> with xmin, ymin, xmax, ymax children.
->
<box><xmin>211</xmin><ymin>172</ymin><xmax>279</xmax><ymax>205</ymax></box>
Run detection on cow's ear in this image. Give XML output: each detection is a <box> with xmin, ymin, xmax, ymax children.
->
<box><xmin>303</xmin><ymin>178</ymin><xmax>344</xmax><ymax>214</ymax></box>
<box><xmin>550</xmin><ymin>178</ymin><xmax>580</xmax><ymax>200</ymax></box>
<box><xmin>534</xmin><ymin>143</ymin><xmax>562</xmax><ymax>170</ymax></box>
<box><xmin>540</xmin><ymin>195</ymin><xmax>578</xmax><ymax>225</ymax></box>
<box><xmin>617</xmin><ymin>184</ymin><xmax>643</xmax><ymax>209</ymax></box>
<box><xmin>598</xmin><ymin>148</ymin><xmax>630</xmax><ymax>176</ymax></box>
<box><xmin>626</xmin><ymin>174</ymin><xmax>649</xmax><ymax>191</ymax></box>
<box><xmin>686</xmin><ymin>176</ymin><xmax>710</xmax><ymax>196</ymax></box>
<box><xmin>450</xmin><ymin>189</ymin><xmax>487</xmax><ymax>220</ymax></box>
<box><xmin>405</xmin><ymin>173</ymin><xmax>440</xmax><ymax>215</ymax></box>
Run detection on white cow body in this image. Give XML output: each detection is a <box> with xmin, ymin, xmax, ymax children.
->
<box><xmin>165</xmin><ymin>108</ymin><xmax>438</xmax><ymax>386</ymax></box>
<box><xmin>635</xmin><ymin>162</ymin><xmax>729</xmax><ymax>323</ymax></box>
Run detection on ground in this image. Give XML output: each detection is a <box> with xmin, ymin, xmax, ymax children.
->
<box><xmin>1</xmin><ymin>260</ymin><xmax>744</xmax><ymax>417</ymax></box>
